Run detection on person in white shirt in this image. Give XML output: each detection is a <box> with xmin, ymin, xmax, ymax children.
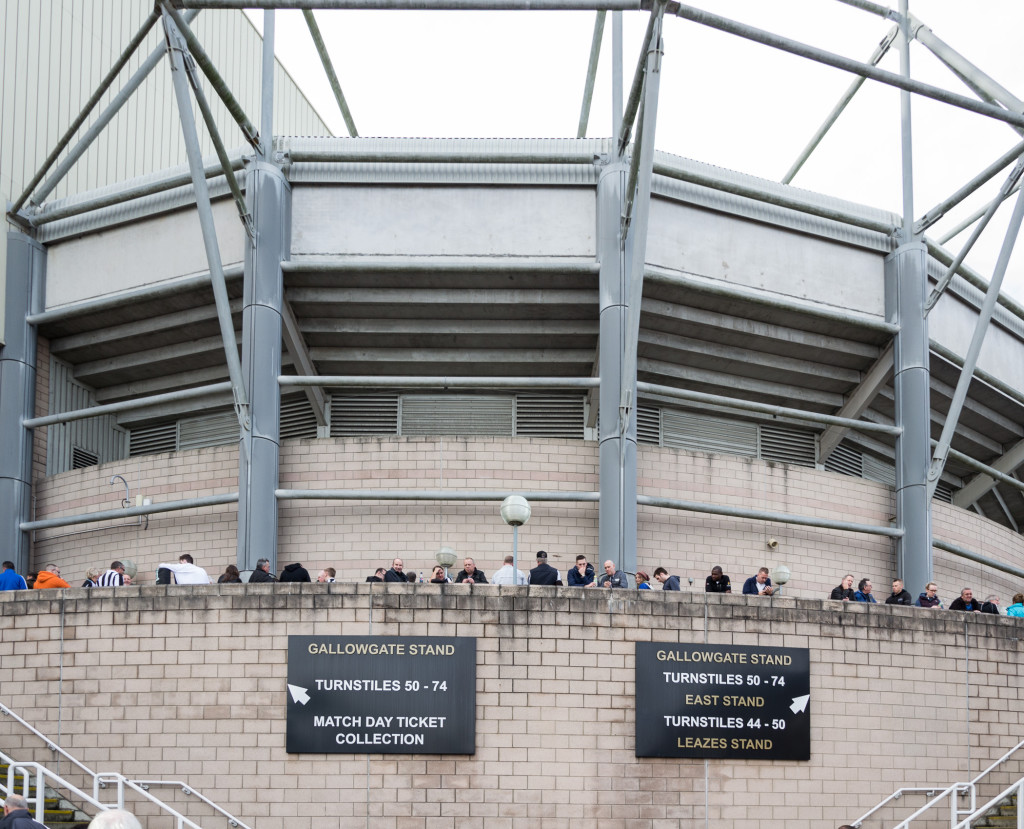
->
<box><xmin>490</xmin><ymin>555</ymin><xmax>527</xmax><ymax>585</ymax></box>
<box><xmin>157</xmin><ymin>554</ymin><xmax>211</xmax><ymax>585</ymax></box>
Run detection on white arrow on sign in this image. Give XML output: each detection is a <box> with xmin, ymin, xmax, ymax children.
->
<box><xmin>288</xmin><ymin>684</ymin><xmax>310</xmax><ymax>705</ymax></box>
<box><xmin>789</xmin><ymin>694</ymin><xmax>810</xmax><ymax>714</ymax></box>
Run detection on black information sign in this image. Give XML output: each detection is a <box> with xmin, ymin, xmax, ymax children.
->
<box><xmin>635</xmin><ymin>642</ymin><xmax>810</xmax><ymax>760</ymax></box>
<box><xmin>286</xmin><ymin>636</ymin><xmax>476</xmax><ymax>754</ymax></box>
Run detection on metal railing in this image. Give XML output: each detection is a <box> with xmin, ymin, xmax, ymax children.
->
<box><xmin>850</xmin><ymin>737</ymin><xmax>1024</xmax><ymax>827</ymax></box>
<box><xmin>953</xmin><ymin>776</ymin><xmax>1024</xmax><ymax>829</ymax></box>
<box><xmin>0</xmin><ymin>701</ymin><xmax>251</xmax><ymax>829</ymax></box>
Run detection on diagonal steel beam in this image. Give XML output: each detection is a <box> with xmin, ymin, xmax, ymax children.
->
<box><xmin>619</xmin><ymin>6</ymin><xmax>663</xmax><ymax>416</ymax></box>
<box><xmin>8</xmin><ymin>9</ymin><xmax>162</xmax><ymax>219</ymax></box>
<box><xmin>615</xmin><ymin>6</ymin><xmax>661</xmax><ymax>157</ymax></box>
<box><xmin>782</xmin><ymin>24</ymin><xmax>898</xmax><ymax>184</ymax></box>
<box><xmin>666</xmin><ymin>2</ymin><xmax>1024</xmax><ymax>130</ymax></box>
<box><xmin>818</xmin><ymin>343</ymin><xmax>895</xmax><ymax>462</ymax></box>
<box><xmin>31</xmin><ymin>10</ymin><xmax>201</xmax><ymax>208</ymax></box>
<box><xmin>160</xmin><ymin>0</ymin><xmax>261</xmax><ymax>150</ymax></box>
<box><xmin>915</xmin><ymin>139</ymin><xmax>1024</xmax><ymax>235</ymax></box>
<box><xmin>281</xmin><ymin>296</ymin><xmax>329</xmax><ymax>427</ymax></box>
<box><xmin>911</xmin><ymin>17</ymin><xmax>1024</xmax><ymax>113</ymax></box>
<box><xmin>303</xmin><ymin>9</ymin><xmax>359</xmax><ymax>137</ymax></box>
<box><xmin>990</xmin><ymin>486</ymin><xmax>1019</xmax><ymax>532</ymax></box>
<box><xmin>178</xmin><ymin>37</ymin><xmax>254</xmax><ymax>236</ymax></box>
<box><xmin>163</xmin><ymin>8</ymin><xmax>251</xmax><ymax>431</ymax></box>
<box><xmin>578</xmin><ymin>10</ymin><xmax>606</xmax><ymax>138</ymax></box>
<box><xmin>927</xmin><ymin>181</ymin><xmax>1024</xmax><ymax>498</ymax></box>
<box><xmin>952</xmin><ymin>439</ymin><xmax>1024</xmax><ymax>509</ymax></box>
<box><xmin>937</xmin><ymin>181</ymin><xmax>1023</xmax><ymax>245</ymax></box>
<box><xmin>924</xmin><ymin>157</ymin><xmax>1024</xmax><ymax>314</ymax></box>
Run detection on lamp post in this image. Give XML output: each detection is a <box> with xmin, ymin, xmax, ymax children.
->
<box><xmin>500</xmin><ymin>495</ymin><xmax>532</xmax><ymax>585</ymax></box>
<box><xmin>771</xmin><ymin>565</ymin><xmax>791</xmax><ymax>596</ymax></box>
<box><xmin>436</xmin><ymin>546</ymin><xmax>457</xmax><ymax>580</ymax></box>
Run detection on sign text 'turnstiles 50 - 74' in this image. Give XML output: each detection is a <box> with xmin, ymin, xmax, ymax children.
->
<box><xmin>635</xmin><ymin>643</ymin><xmax>811</xmax><ymax>760</ymax></box>
<box><xmin>286</xmin><ymin>636</ymin><xmax>476</xmax><ymax>754</ymax></box>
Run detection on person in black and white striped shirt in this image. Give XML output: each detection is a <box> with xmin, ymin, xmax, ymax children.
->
<box><xmin>97</xmin><ymin>561</ymin><xmax>130</xmax><ymax>587</ymax></box>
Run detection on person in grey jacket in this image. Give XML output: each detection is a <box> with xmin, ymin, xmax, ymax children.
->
<box><xmin>598</xmin><ymin>560</ymin><xmax>628</xmax><ymax>588</ymax></box>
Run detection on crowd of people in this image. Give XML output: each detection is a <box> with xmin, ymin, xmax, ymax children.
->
<box><xmin>2</xmin><ymin>556</ymin><xmax>1023</xmax><ymax>616</ymax></box>
<box><xmin>827</xmin><ymin>573</ymin><xmax>1024</xmax><ymax>616</ymax></box>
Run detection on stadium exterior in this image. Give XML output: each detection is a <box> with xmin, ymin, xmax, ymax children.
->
<box><xmin>3</xmin><ymin>2</ymin><xmax>1024</xmax><ymax>828</ymax></box>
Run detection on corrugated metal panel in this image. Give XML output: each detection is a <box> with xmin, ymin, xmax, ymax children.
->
<box><xmin>331</xmin><ymin>394</ymin><xmax>399</xmax><ymax>437</ymax></box>
<box><xmin>178</xmin><ymin>410</ymin><xmax>238</xmax><ymax>451</ymax></box>
<box><xmin>46</xmin><ymin>357</ymin><xmax>127</xmax><ymax>474</ymax></box>
<box><xmin>824</xmin><ymin>443</ymin><xmax>863</xmax><ymax>479</ymax></box>
<box><xmin>401</xmin><ymin>395</ymin><xmax>513</xmax><ymax>437</ymax></box>
<box><xmin>0</xmin><ymin>1</ymin><xmax>329</xmax><ymax>209</ymax></box>
<box><xmin>637</xmin><ymin>405</ymin><xmax>660</xmax><ymax>446</ymax></box>
<box><xmin>284</xmin><ymin>136</ymin><xmax>609</xmax><ymax>186</ymax></box>
<box><xmin>759</xmin><ymin>423</ymin><xmax>816</xmax><ymax>468</ymax></box>
<box><xmin>661</xmin><ymin>409</ymin><xmax>758</xmax><ymax>457</ymax></box>
<box><xmin>129</xmin><ymin>422</ymin><xmax>177</xmax><ymax>457</ymax></box>
<box><xmin>281</xmin><ymin>394</ymin><xmax>318</xmax><ymax>440</ymax></box>
<box><xmin>515</xmin><ymin>394</ymin><xmax>584</xmax><ymax>439</ymax></box>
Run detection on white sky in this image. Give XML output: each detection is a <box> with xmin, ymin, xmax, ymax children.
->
<box><xmin>248</xmin><ymin>1</ymin><xmax>1024</xmax><ymax>302</ymax></box>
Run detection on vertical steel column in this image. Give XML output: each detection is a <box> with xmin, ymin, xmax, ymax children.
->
<box><xmin>598</xmin><ymin>162</ymin><xmax>637</xmax><ymax>576</ymax></box>
<box><xmin>238</xmin><ymin>163</ymin><xmax>289</xmax><ymax>572</ymax></box>
<box><xmin>612</xmin><ymin>12</ymin><xmax>623</xmax><ymax>133</ymax></box>
<box><xmin>261</xmin><ymin>10</ymin><xmax>276</xmax><ymax>158</ymax></box>
<box><xmin>0</xmin><ymin>233</ymin><xmax>44</xmax><ymax>574</ymax></box>
<box><xmin>889</xmin><ymin>0</ymin><xmax>931</xmax><ymax>595</ymax></box>
<box><xmin>887</xmin><ymin>246</ymin><xmax>931</xmax><ymax>595</ymax></box>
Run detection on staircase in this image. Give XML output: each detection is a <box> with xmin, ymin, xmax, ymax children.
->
<box><xmin>1</xmin><ymin>762</ymin><xmax>91</xmax><ymax>829</ymax></box>
<box><xmin>971</xmin><ymin>792</ymin><xmax>1018</xmax><ymax>829</ymax></box>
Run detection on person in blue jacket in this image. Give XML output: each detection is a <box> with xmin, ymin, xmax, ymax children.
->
<box><xmin>854</xmin><ymin>578</ymin><xmax>877</xmax><ymax>603</ymax></box>
<box><xmin>0</xmin><ymin>561</ymin><xmax>27</xmax><ymax>591</ymax></box>
<box><xmin>567</xmin><ymin>555</ymin><xmax>595</xmax><ymax>587</ymax></box>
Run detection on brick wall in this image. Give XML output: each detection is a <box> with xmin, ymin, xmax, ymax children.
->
<box><xmin>28</xmin><ymin>437</ymin><xmax>1024</xmax><ymax>607</ymax></box>
<box><xmin>0</xmin><ymin>585</ymin><xmax>1022</xmax><ymax>829</ymax></box>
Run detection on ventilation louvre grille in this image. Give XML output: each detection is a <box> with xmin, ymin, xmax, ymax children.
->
<box><xmin>129</xmin><ymin>423</ymin><xmax>177</xmax><ymax>457</ymax></box>
<box><xmin>637</xmin><ymin>406</ymin><xmax>660</xmax><ymax>445</ymax></box>
<box><xmin>178</xmin><ymin>411</ymin><xmax>238</xmax><ymax>451</ymax></box>
<box><xmin>760</xmin><ymin>423</ymin><xmax>817</xmax><ymax>468</ymax></box>
<box><xmin>662</xmin><ymin>410</ymin><xmax>758</xmax><ymax>456</ymax></box>
<box><xmin>824</xmin><ymin>443</ymin><xmax>863</xmax><ymax>478</ymax></box>
<box><xmin>402</xmin><ymin>395</ymin><xmax>514</xmax><ymax>436</ymax></box>
<box><xmin>515</xmin><ymin>394</ymin><xmax>584</xmax><ymax>439</ymax></box>
<box><xmin>281</xmin><ymin>394</ymin><xmax>319</xmax><ymax>440</ymax></box>
<box><xmin>862</xmin><ymin>455</ymin><xmax>896</xmax><ymax>487</ymax></box>
<box><xmin>71</xmin><ymin>447</ymin><xmax>99</xmax><ymax>470</ymax></box>
<box><xmin>331</xmin><ymin>395</ymin><xmax>399</xmax><ymax>437</ymax></box>
<box><xmin>933</xmin><ymin>481</ymin><xmax>954</xmax><ymax>504</ymax></box>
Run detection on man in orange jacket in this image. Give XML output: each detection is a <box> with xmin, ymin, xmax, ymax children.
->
<box><xmin>33</xmin><ymin>564</ymin><xmax>70</xmax><ymax>589</ymax></box>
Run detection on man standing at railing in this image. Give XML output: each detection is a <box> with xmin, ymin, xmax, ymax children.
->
<box><xmin>0</xmin><ymin>793</ymin><xmax>48</xmax><ymax>829</ymax></box>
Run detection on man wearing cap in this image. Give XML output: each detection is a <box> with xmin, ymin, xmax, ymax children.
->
<box><xmin>528</xmin><ymin>550</ymin><xmax>561</xmax><ymax>585</ymax></box>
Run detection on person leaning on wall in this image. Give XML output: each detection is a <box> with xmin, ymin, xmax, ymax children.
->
<box><xmin>33</xmin><ymin>564</ymin><xmax>70</xmax><ymax>590</ymax></box>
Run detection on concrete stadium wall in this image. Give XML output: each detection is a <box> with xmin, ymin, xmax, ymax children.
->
<box><xmin>28</xmin><ymin>436</ymin><xmax>1024</xmax><ymax>607</ymax></box>
<box><xmin>0</xmin><ymin>585</ymin><xmax>1022</xmax><ymax>829</ymax></box>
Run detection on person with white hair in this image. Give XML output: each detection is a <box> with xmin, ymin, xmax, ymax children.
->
<box><xmin>0</xmin><ymin>794</ymin><xmax>47</xmax><ymax>829</ymax></box>
<box><xmin>87</xmin><ymin>809</ymin><xmax>143</xmax><ymax>829</ymax></box>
